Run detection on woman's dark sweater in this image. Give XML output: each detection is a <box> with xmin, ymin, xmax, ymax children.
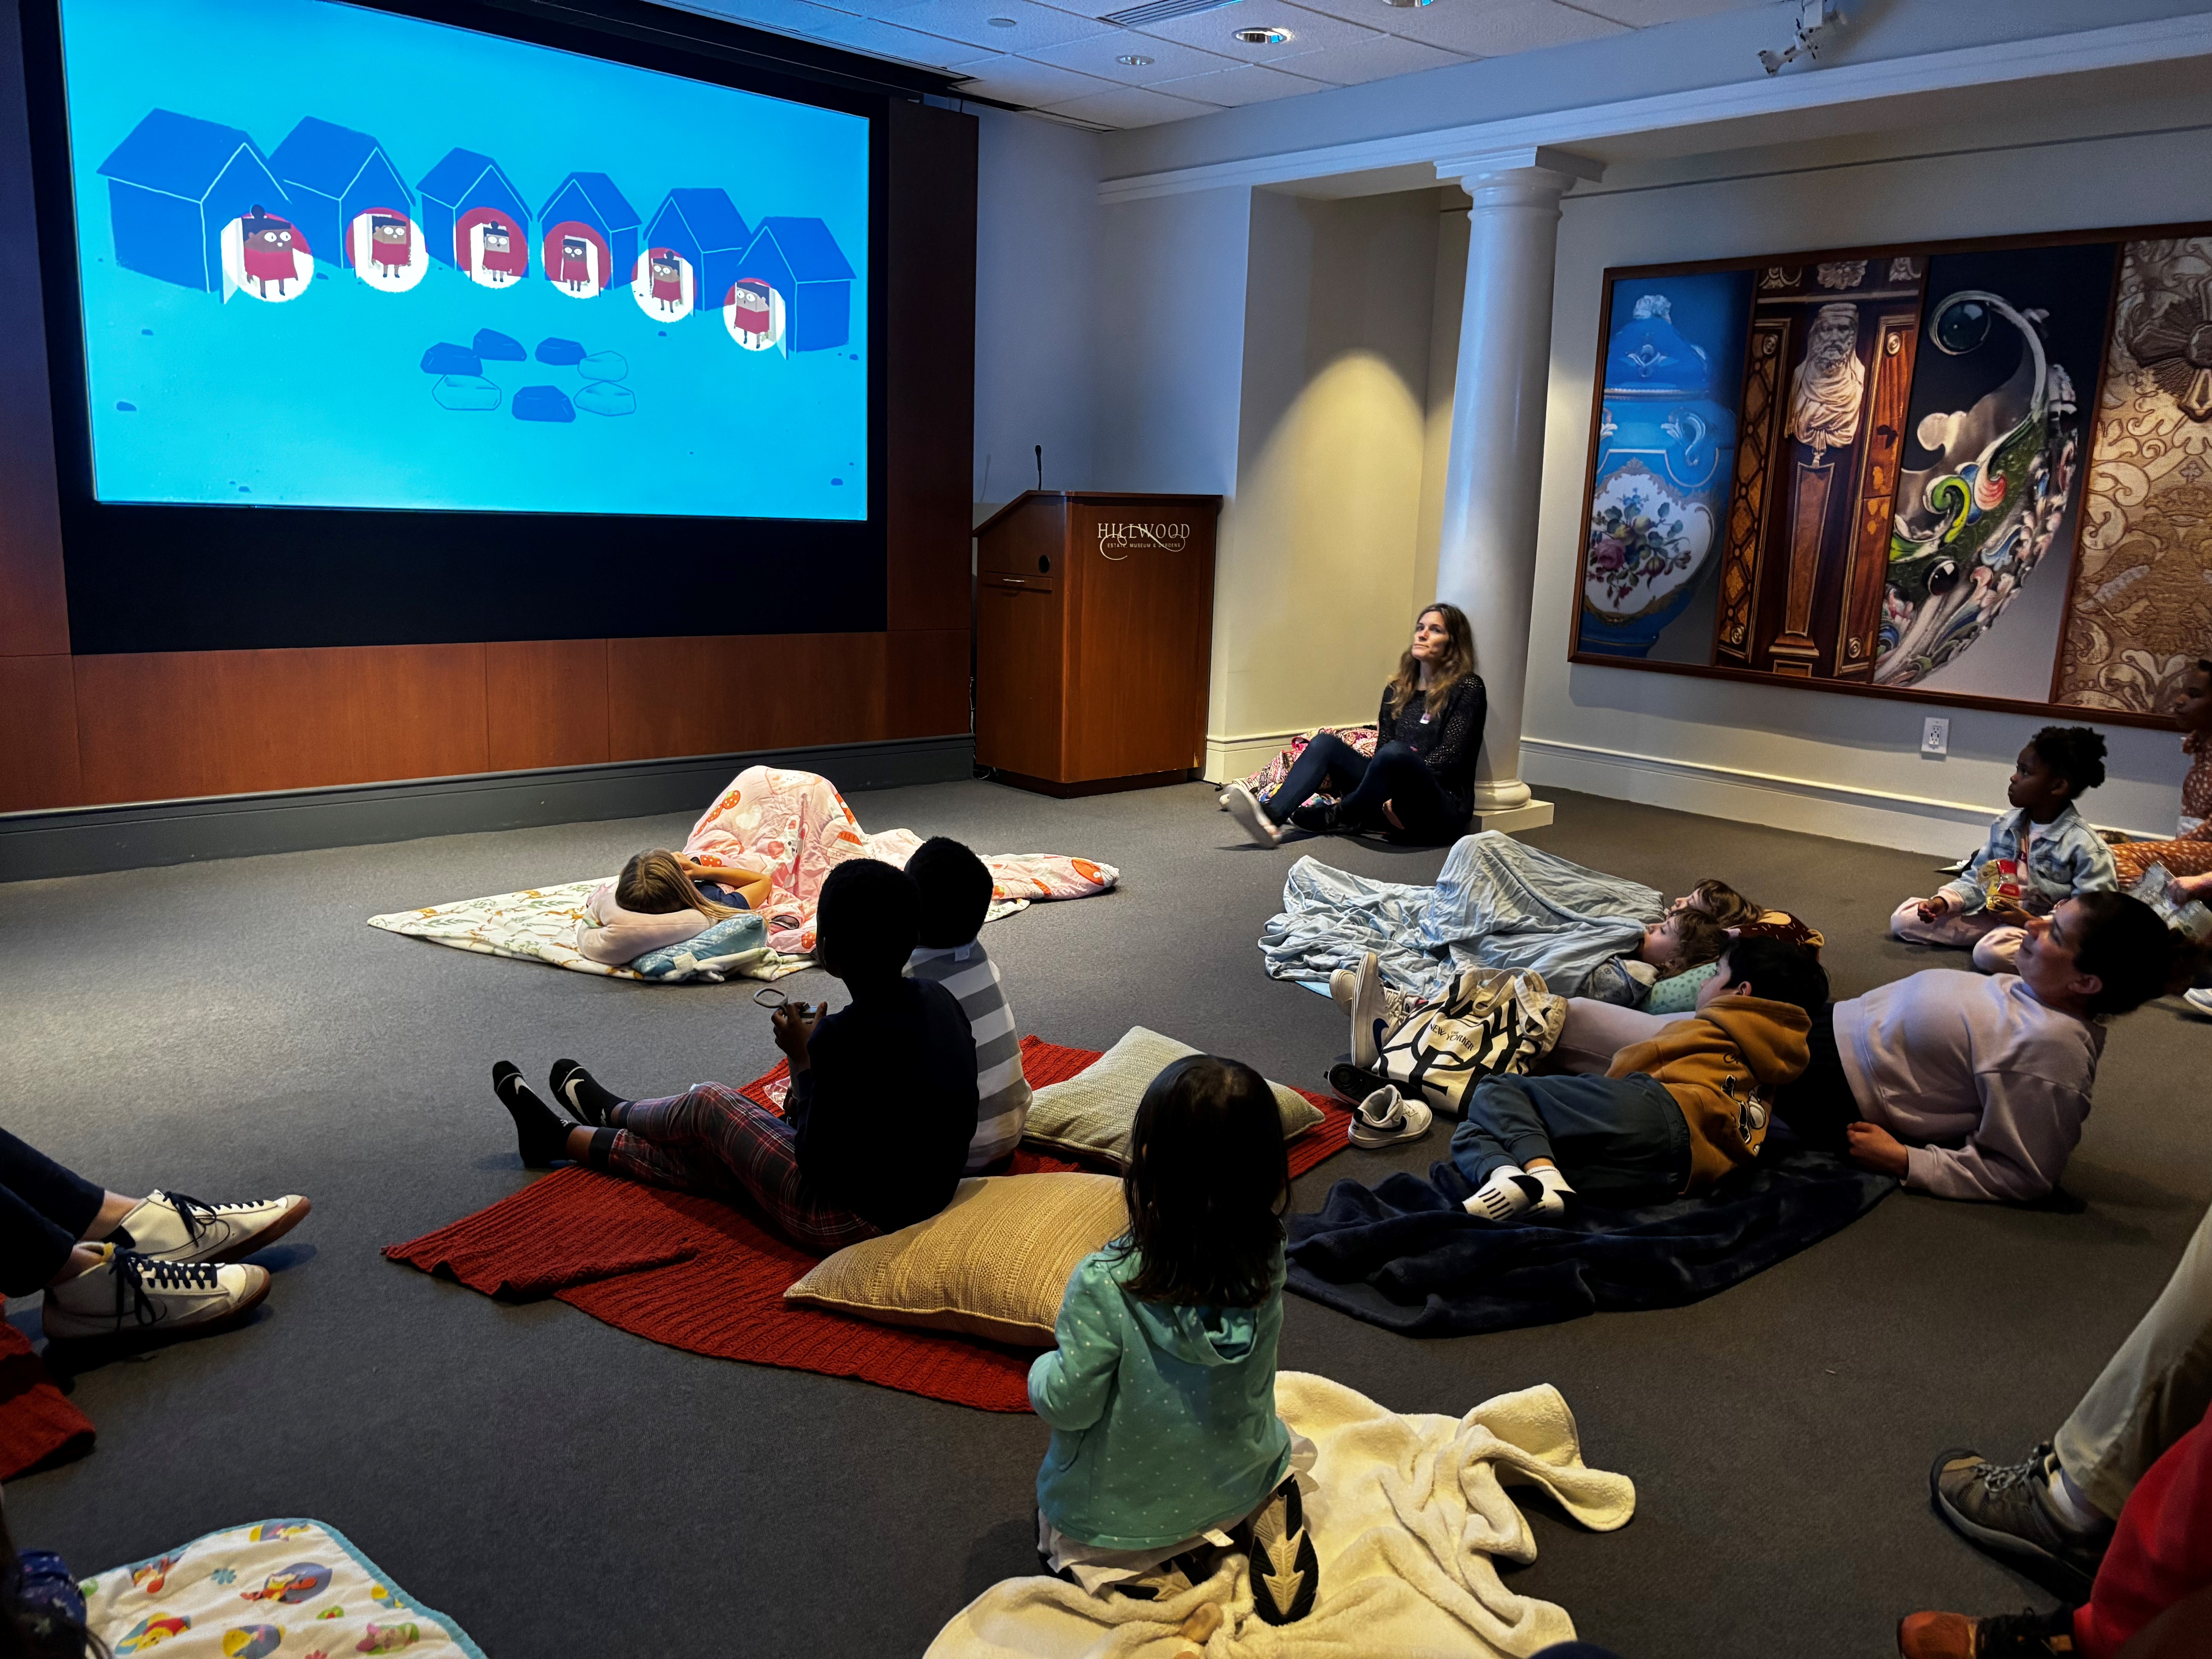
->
<box><xmin>1377</xmin><ymin>674</ymin><xmax>1487</xmax><ymax>824</ymax></box>
<box><xmin>785</xmin><ymin>978</ymin><xmax>978</xmax><ymax>1232</ymax></box>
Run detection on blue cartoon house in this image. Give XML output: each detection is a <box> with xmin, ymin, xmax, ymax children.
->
<box><xmin>642</xmin><ymin>189</ymin><xmax>750</xmax><ymax>320</ymax></box>
<box><xmin>536</xmin><ymin>173</ymin><xmax>640</xmax><ymax>295</ymax></box>
<box><xmin>269</xmin><ymin>118</ymin><xmax>412</xmax><ymax>276</ymax></box>
<box><xmin>416</xmin><ymin>148</ymin><xmax>530</xmax><ymax>272</ymax></box>
<box><xmin>739</xmin><ymin>218</ymin><xmax>855</xmax><ymax>352</ymax></box>
<box><xmin>96</xmin><ymin>110</ymin><xmax>291</xmax><ymax>293</ymax></box>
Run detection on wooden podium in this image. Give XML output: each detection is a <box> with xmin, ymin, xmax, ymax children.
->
<box><xmin>974</xmin><ymin>491</ymin><xmax>1220</xmax><ymax>796</ymax></box>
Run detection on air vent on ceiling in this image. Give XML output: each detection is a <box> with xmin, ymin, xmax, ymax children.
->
<box><xmin>1100</xmin><ymin>0</ymin><xmax>1243</xmax><ymax>29</ymax></box>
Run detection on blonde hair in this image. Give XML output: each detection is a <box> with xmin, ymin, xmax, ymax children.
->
<box><xmin>615</xmin><ymin>849</ymin><xmax>738</xmax><ymax>919</ymax></box>
<box><xmin>1384</xmin><ymin>602</ymin><xmax>1477</xmax><ymax>721</ymax></box>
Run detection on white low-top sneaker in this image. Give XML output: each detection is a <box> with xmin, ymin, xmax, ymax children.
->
<box><xmin>116</xmin><ymin>1190</ymin><xmax>311</xmax><ymax>1264</ymax></box>
<box><xmin>41</xmin><ymin>1247</ymin><xmax>271</xmax><ymax>1343</ymax></box>
<box><xmin>1220</xmin><ymin>784</ymin><xmax>1283</xmax><ymax>849</ymax></box>
<box><xmin>1348</xmin><ymin>1084</ymin><xmax>1433</xmax><ymax>1149</ymax></box>
<box><xmin>2186</xmin><ymin>987</ymin><xmax>2212</xmax><ymax>1018</ymax></box>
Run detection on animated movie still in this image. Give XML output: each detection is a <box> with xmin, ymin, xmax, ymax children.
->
<box><xmin>58</xmin><ymin>0</ymin><xmax>870</xmax><ymax>521</ymax></box>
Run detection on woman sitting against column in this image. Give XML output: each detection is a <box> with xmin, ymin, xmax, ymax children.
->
<box><xmin>1221</xmin><ymin>603</ymin><xmax>1487</xmax><ymax>849</ymax></box>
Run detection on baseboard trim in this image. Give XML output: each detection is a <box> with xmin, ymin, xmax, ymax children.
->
<box><xmin>1518</xmin><ymin>736</ymin><xmax>2155</xmax><ymax>856</ymax></box>
<box><xmin>0</xmin><ymin>735</ymin><xmax>977</xmax><ymax>882</ymax></box>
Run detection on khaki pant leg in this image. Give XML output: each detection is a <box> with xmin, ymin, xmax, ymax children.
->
<box><xmin>2053</xmin><ymin>1200</ymin><xmax>2212</xmax><ymax>1519</ymax></box>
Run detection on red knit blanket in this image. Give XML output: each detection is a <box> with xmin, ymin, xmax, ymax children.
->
<box><xmin>0</xmin><ymin>1322</ymin><xmax>94</xmax><ymax>1478</ymax></box>
<box><xmin>385</xmin><ymin>1039</ymin><xmax>1350</xmax><ymax>1412</ymax></box>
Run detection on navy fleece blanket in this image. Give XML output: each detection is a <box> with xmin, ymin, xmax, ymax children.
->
<box><xmin>1286</xmin><ymin>1137</ymin><xmax>1895</xmax><ymax>1337</ymax></box>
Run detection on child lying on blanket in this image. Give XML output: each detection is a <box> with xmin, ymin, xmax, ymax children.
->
<box><xmin>1549</xmin><ymin>895</ymin><xmax>2199</xmax><ymax>1204</ymax></box>
<box><xmin>1034</xmin><ymin>1053</ymin><xmax>1319</xmax><ymax>1626</ymax></box>
<box><xmin>906</xmin><ymin>837</ymin><xmax>1033</xmax><ymax>1173</ymax></box>
<box><xmin>1893</xmin><ymin>725</ymin><xmax>2118</xmax><ymax>975</ymax></box>
<box><xmin>1450</xmin><ymin>936</ymin><xmax>1824</xmax><ymax>1221</ymax></box>
<box><xmin>493</xmin><ymin>859</ymin><xmax>979</xmax><ymax>1254</ymax></box>
<box><xmin>574</xmin><ymin>849</ymin><xmax>773</xmax><ymax>967</ymax></box>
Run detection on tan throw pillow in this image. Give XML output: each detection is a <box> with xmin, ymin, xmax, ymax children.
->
<box><xmin>783</xmin><ymin>1173</ymin><xmax>1126</xmax><ymax>1345</ymax></box>
<box><xmin>1023</xmin><ymin>1026</ymin><xmax>1325</xmax><ymax>1165</ymax></box>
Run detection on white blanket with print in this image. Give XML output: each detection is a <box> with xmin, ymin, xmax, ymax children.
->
<box><xmin>927</xmin><ymin>1371</ymin><xmax>1635</xmax><ymax>1659</ymax></box>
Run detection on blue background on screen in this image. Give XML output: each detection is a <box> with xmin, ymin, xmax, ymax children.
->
<box><xmin>58</xmin><ymin>0</ymin><xmax>871</xmax><ymax>520</ymax></box>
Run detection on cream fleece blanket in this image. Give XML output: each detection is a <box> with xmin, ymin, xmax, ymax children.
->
<box><xmin>928</xmin><ymin>1371</ymin><xmax>1635</xmax><ymax>1659</ymax></box>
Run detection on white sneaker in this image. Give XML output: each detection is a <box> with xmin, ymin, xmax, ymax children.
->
<box><xmin>1348</xmin><ymin>1084</ymin><xmax>1433</xmax><ymax>1149</ymax></box>
<box><xmin>41</xmin><ymin>1247</ymin><xmax>271</xmax><ymax>1343</ymax></box>
<box><xmin>2185</xmin><ymin>987</ymin><xmax>2212</xmax><ymax>1018</ymax></box>
<box><xmin>1221</xmin><ymin>784</ymin><xmax>1283</xmax><ymax>849</ymax></box>
<box><xmin>1329</xmin><ymin>968</ymin><xmax>1357</xmax><ymax>1015</ymax></box>
<box><xmin>1349</xmin><ymin>952</ymin><xmax>1408</xmax><ymax>1070</ymax></box>
<box><xmin>116</xmin><ymin>1190</ymin><xmax>311</xmax><ymax>1264</ymax></box>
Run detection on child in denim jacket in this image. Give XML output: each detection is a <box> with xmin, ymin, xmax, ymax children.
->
<box><xmin>1892</xmin><ymin>726</ymin><xmax>2117</xmax><ymax>974</ymax></box>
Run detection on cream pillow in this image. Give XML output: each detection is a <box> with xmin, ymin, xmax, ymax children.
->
<box><xmin>783</xmin><ymin>1173</ymin><xmax>1127</xmax><ymax>1345</ymax></box>
<box><xmin>1023</xmin><ymin>1026</ymin><xmax>1324</xmax><ymax>1165</ymax></box>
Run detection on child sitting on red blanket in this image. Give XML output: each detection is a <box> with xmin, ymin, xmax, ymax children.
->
<box><xmin>493</xmin><ymin>859</ymin><xmax>978</xmax><ymax>1253</ymax></box>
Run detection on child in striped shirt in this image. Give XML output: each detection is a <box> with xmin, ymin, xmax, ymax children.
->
<box><xmin>906</xmin><ymin>838</ymin><xmax>1032</xmax><ymax>1171</ymax></box>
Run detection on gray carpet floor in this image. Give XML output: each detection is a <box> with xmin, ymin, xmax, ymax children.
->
<box><xmin>3</xmin><ymin>781</ymin><xmax>2207</xmax><ymax>1658</ymax></box>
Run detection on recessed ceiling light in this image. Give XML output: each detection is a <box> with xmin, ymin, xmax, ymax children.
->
<box><xmin>1233</xmin><ymin>25</ymin><xmax>1292</xmax><ymax>43</ymax></box>
<box><xmin>1382</xmin><ymin>0</ymin><xmax>1434</xmax><ymax>7</ymax></box>
<box><xmin>987</xmin><ymin>15</ymin><xmax>1017</xmax><ymax>25</ymax></box>
<box><xmin>1116</xmin><ymin>52</ymin><xmax>1155</xmax><ymax>63</ymax></box>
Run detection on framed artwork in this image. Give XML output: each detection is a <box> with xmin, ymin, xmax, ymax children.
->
<box><xmin>1568</xmin><ymin>224</ymin><xmax>2212</xmax><ymax>729</ymax></box>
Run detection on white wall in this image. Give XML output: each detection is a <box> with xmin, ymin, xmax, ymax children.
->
<box><xmin>1206</xmin><ymin>189</ymin><xmax>1441</xmax><ymax>781</ymax></box>
<box><xmin>972</xmin><ymin>109</ymin><xmax>1101</xmax><ymax>514</ymax></box>
<box><xmin>1515</xmin><ymin>119</ymin><xmax>2212</xmax><ymax>853</ymax></box>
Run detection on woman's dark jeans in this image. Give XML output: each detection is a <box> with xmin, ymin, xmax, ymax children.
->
<box><xmin>1263</xmin><ymin>735</ymin><xmax>1461</xmax><ymax>846</ymax></box>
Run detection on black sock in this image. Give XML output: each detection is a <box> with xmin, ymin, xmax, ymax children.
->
<box><xmin>493</xmin><ymin>1062</ymin><xmax>573</xmax><ymax>1169</ymax></box>
<box><xmin>549</xmin><ymin>1059</ymin><xmax>624</xmax><ymax>1127</ymax></box>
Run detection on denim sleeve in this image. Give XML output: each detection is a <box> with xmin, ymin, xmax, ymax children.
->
<box><xmin>1941</xmin><ymin>818</ymin><xmax>2006</xmax><ymax>912</ymax></box>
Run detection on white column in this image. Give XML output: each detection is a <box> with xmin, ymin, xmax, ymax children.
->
<box><xmin>1431</xmin><ymin>146</ymin><xmax>1600</xmax><ymax>831</ymax></box>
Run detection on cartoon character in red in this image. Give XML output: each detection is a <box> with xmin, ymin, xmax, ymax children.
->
<box><xmin>478</xmin><ymin>217</ymin><xmax>524</xmax><ymax>283</ymax></box>
<box><xmin>730</xmin><ymin>278</ymin><xmax>773</xmax><ymax>343</ymax></box>
<box><xmin>239</xmin><ymin>205</ymin><xmax>302</xmax><ymax>297</ymax></box>
<box><xmin>555</xmin><ymin>233</ymin><xmax>592</xmax><ymax>292</ymax></box>
<box><xmin>648</xmin><ymin>249</ymin><xmax>683</xmax><ymax>312</ymax></box>
<box><xmin>368</xmin><ymin>212</ymin><xmax>410</xmax><ymax>278</ymax></box>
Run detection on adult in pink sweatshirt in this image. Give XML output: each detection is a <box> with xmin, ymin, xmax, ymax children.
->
<box><xmin>1548</xmin><ymin>892</ymin><xmax>2191</xmax><ymax>1203</ymax></box>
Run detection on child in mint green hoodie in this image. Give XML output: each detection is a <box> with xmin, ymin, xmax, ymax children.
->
<box><xmin>1030</xmin><ymin>1055</ymin><xmax>1320</xmax><ymax>1625</ymax></box>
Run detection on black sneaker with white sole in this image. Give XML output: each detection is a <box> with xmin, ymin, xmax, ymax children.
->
<box><xmin>41</xmin><ymin>1247</ymin><xmax>270</xmax><ymax>1344</ymax></box>
<box><xmin>1245</xmin><ymin>1478</ymin><xmax>1319</xmax><ymax>1625</ymax></box>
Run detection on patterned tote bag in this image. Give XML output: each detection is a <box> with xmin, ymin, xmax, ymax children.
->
<box><xmin>1377</xmin><ymin>967</ymin><xmax>1566</xmax><ymax>1116</ymax></box>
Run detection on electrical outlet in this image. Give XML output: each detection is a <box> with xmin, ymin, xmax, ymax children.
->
<box><xmin>1922</xmin><ymin>717</ymin><xmax>1950</xmax><ymax>756</ymax></box>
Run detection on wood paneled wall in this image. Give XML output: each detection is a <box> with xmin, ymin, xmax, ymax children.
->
<box><xmin>0</xmin><ymin>25</ymin><xmax>977</xmax><ymax>815</ymax></box>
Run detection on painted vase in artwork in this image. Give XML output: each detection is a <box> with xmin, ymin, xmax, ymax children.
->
<box><xmin>1580</xmin><ymin>282</ymin><xmax>1746</xmax><ymax>657</ymax></box>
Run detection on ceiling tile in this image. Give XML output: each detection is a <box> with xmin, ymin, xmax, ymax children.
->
<box><xmin>1151</xmin><ymin>60</ymin><xmax>1331</xmax><ymax>104</ymax></box>
<box><xmin>1043</xmin><ymin>82</ymin><xmax>1225</xmax><ymax>127</ymax></box>
<box><xmin>1382</xmin><ymin>0</ymin><xmax>1626</xmax><ymax>56</ymax></box>
<box><xmin>728</xmin><ymin>3</ymin><xmax>982</xmax><ymax>64</ymax></box>
<box><xmin>871</xmin><ymin>0</ymin><xmax>1115</xmax><ymax>52</ymax></box>
<box><xmin>1572</xmin><ymin>0</ymin><xmax>1765</xmax><ymax>22</ymax></box>
<box><xmin>1019</xmin><ymin>31</ymin><xmax>1246</xmax><ymax>85</ymax></box>
<box><xmin>945</xmin><ymin>54</ymin><xmax>1124</xmax><ymax>101</ymax></box>
<box><xmin>1268</xmin><ymin>0</ymin><xmax>1412</xmax><ymax>26</ymax></box>
<box><xmin>1132</xmin><ymin>1</ymin><xmax>1384</xmax><ymax>65</ymax></box>
<box><xmin>1288</xmin><ymin>30</ymin><xmax>1465</xmax><ymax>84</ymax></box>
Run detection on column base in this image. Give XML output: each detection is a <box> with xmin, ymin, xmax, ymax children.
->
<box><xmin>1468</xmin><ymin>798</ymin><xmax>1554</xmax><ymax>835</ymax></box>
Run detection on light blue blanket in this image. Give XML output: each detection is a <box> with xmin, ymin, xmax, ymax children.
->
<box><xmin>1258</xmin><ymin>831</ymin><xmax>1666</xmax><ymax>1001</ymax></box>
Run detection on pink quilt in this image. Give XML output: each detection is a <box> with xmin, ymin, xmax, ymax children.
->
<box><xmin>682</xmin><ymin>766</ymin><xmax>1119</xmax><ymax>955</ymax></box>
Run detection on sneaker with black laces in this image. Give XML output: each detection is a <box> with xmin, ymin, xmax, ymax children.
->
<box><xmin>41</xmin><ymin>1246</ymin><xmax>270</xmax><ymax>1344</ymax></box>
<box><xmin>1245</xmin><ymin>1478</ymin><xmax>1319</xmax><ymax>1624</ymax></box>
<box><xmin>1896</xmin><ymin>1606</ymin><xmax>2076</xmax><ymax>1657</ymax></box>
<box><xmin>1930</xmin><ymin>1445</ymin><xmax>2109</xmax><ymax>1601</ymax></box>
<box><xmin>1348</xmin><ymin>1084</ymin><xmax>1433</xmax><ymax>1149</ymax></box>
<box><xmin>114</xmin><ymin>1190</ymin><xmax>311</xmax><ymax>1264</ymax></box>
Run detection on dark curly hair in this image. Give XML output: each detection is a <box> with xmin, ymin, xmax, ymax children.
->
<box><xmin>1714</xmin><ymin>937</ymin><xmax>1830</xmax><ymax>1021</ymax></box>
<box><xmin>1115</xmin><ymin>1055</ymin><xmax>1287</xmax><ymax>1309</ymax></box>
<box><xmin>2027</xmin><ymin>725</ymin><xmax>2108</xmax><ymax>797</ymax></box>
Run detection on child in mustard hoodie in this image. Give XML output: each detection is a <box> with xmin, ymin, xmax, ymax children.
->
<box><xmin>1452</xmin><ymin>937</ymin><xmax>1826</xmax><ymax>1221</ymax></box>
